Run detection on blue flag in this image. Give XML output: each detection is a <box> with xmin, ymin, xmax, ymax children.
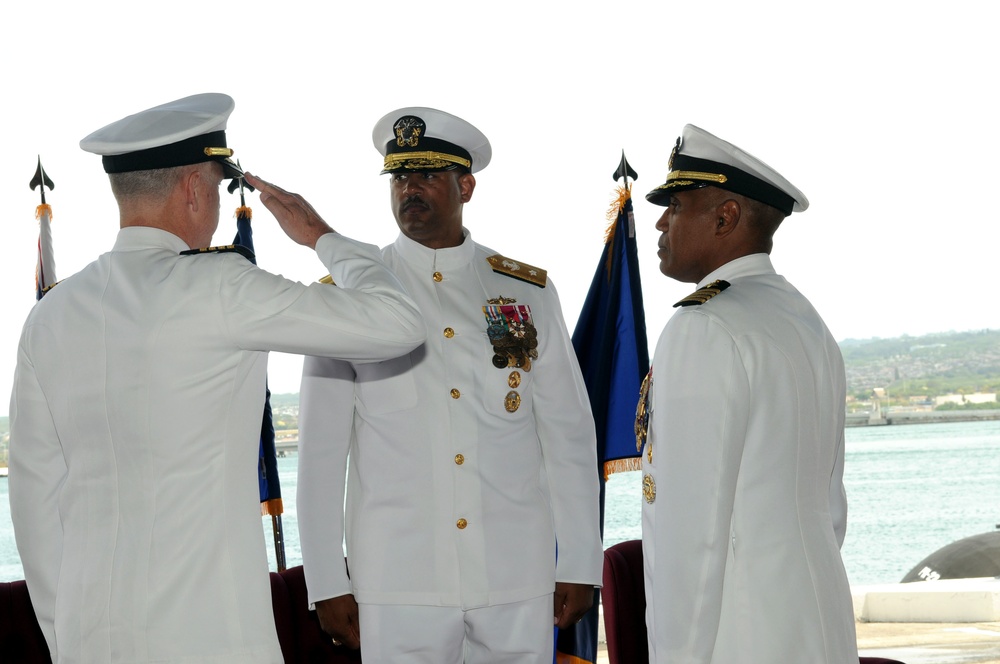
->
<box><xmin>233</xmin><ymin>202</ymin><xmax>286</xmax><ymax>570</ymax></box>
<box><xmin>572</xmin><ymin>188</ymin><xmax>649</xmax><ymax>479</ymax></box>
<box><xmin>556</xmin><ymin>186</ymin><xmax>649</xmax><ymax>663</ymax></box>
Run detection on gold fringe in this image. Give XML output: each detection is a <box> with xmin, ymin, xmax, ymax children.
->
<box><xmin>555</xmin><ymin>652</ymin><xmax>594</xmax><ymax>664</ymax></box>
<box><xmin>234</xmin><ymin>206</ymin><xmax>253</xmax><ymax>220</ymax></box>
<box><xmin>604</xmin><ymin>456</ymin><xmax>642</xmax><ymax>481</ymax></box>
<box><xmin>35</xmin><ymin>204</ymin><xmax>52</xmax><ymax>220</ymax></box>
<box><xmin>261</xmin><ymin>498</ymin><xmax>284</xmax><ymax>516</ymax></box>
<box><xmin>601</xmin><ymin>186</ymin><xmax>632</xmax><ymax>277</ymax></box>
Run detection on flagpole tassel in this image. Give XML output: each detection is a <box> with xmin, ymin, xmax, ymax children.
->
<box><xmin>261</xmin><ymin>497</ymin><xmax>284</xmax><ymax>516</ymax></box>
<box><xmin>234</xmin><ymin>205</ymin><xmax>253</xmax><ymax>220</ymax></box>
<box><xmin>35</xmin><ymin>204</ymin><xmax>53</xmax><ymax>220</ymax></box>
<box><xmin>603</xmin><ymin>456</ymin><xmax>643</xmax><ymax>481</ymax></box>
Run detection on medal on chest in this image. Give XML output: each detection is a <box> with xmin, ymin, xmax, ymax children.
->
<box><xmin>483</xmin><ymin>297</ymin><xmax>538</xmax><ymax>372</ymax></box>
<box><xmin>484</xmin><ymin>297</ymin><xmax>538</xmax><ymax>414</ymax></box>
<box><xmin>635</xmin><ymin>365</ymin><xmax>653</xmax><ymax>461</ymax></box>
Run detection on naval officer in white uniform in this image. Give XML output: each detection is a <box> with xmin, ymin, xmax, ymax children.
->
<box><xmin>296</xmin><ymin>107</ymin><xmax>603</xmax><ymax>662</ymax></box>
<box><xmin>637</xmin><ymin>125</ymin><xmax>859</xmax><ymax>663</ymax></box>
<box><xmin>8</xmin><ymin>93</ymin><xmax>425</xmax><ymax>664</ymax></box>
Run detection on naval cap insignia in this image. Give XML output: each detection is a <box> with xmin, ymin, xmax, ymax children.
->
<box><xmin>394</xmin><ymin>116</ymin><xmax>425</xmax><ymax>148</ymax></box>
<box><xmin>666</xmin><ymin>135</ymin><xmax>680</xmax><ymax>171</ymax></box>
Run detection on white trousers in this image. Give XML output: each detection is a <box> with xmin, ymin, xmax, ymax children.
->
<box><xmin>358</xmin><ymin>594</ymin><xmax>553</xmax><ymax>664</ymax></box>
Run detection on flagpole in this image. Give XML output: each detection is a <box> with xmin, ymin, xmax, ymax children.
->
<box><xmin>558</xmin><ymin>152</ymin><xmax>648</xmax><ymax>664</ymax></box>
<box><xmin>230</xmin><ymin>166</ymin><xmax>287</xmax><ymax>572</ymax></box>
<box><xmin>613</xmin><ymin>150</ymin><xmax>637</xmax><ymax>193</ymax></box>
<box><xmin>30</xmin><ymin>156</ymin><xmax>57</xmax><ymax>300</ymax></box>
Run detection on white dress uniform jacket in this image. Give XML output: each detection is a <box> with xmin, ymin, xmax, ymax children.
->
<box><xmin>297</xmin><ymin>230</ymin><xmax>602</xmax><ymax>611</ymax></box>
<box><xmin>9</xmin><ymin>226</ymin><xmax>425</xmax><ymax>664</ymax></box>
<box><xmin>641</xmin><ymin>254</ymin><xmax>858</xmax><ymax>664</ymax></box>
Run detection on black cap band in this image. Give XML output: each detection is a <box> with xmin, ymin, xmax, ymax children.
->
<box><xmin>648</xmin><ymin>154</ymin><xmax>795</xmax><ymax>215</ymax></box>
<box><xmin>382</xmin><ymin>136</ymin><xmax>473</xmax><ymax>172</ymax></box>
<box><xmin>101</xmin><ymin>130</ymin><xmax>234</xmax><ymax>174</ymax></box>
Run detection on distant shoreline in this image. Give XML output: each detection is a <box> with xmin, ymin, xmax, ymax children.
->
<box><xmin>846</xmin><ymin>409</ymin><xmax>1000</xmax><ymax>427</ymax></box>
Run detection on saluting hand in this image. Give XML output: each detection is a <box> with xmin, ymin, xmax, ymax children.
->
<box><xmin>243</xmin><ymin>172</ymin><xmax>335</xmax><ymax>250</ymax></box>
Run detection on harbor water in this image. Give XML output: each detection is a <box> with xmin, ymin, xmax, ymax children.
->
<box><xmin>2</xmin><ymin>419</ymin><xmax>999</xmax><ymax>587</ymax></box>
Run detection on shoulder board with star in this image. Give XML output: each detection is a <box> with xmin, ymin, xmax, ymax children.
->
<box><xmin>673</xmin><ymin>279</ymin><xmax>731</xmax><ymax>307</ymax></box>
<box><xmin>179</xmin><ymin>244</ymin><xmax>255</xmax><ymax>262</ymax></box>
<box><xmin>486</xmin><ymin>254</ymin><xmax>547</xmax><ymax>288</ymax></box>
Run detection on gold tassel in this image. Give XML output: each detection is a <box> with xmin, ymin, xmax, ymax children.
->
<box><xmin>234</xmin><ymin>206</ymin><xmax>253</xmax><ymax>219</ymax></box>
<box><xmin>35</xmin><ymin>204</ymin><xmax>53</xmax><ymax>220</ymax></box>
<box><xmin>604</xmin><ymin>456</ymin><xmax>643</xmax><ymax>481</ymax></box>
<box><xmin>602</xmin><ymin>186</ymin><xmax>631</xmax><ymax>277</ymax></box>
<box><xmin>261</xmin><ymin>498</ymin><xmax>284</xmax><ymax>516</ymax></box>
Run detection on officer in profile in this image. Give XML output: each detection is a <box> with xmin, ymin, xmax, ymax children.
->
<box><xmin>638</xmin><ymin>124</ymin><xmax>859</xmax><ymax>663</ymax></box>
<box><xmin>8</xmin><ymin>92</ymin><xmax>425</xmax><ymax>664</ymax></box>
<box><xmin>296</xmin><ymin>107</ymin><xmax>603</xmax><ymax>662</ymax></box>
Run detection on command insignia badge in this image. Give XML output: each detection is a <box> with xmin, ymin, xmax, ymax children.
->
<box><xmin>643</xmin><ymin>474</ymin><xmax>656</xmax><ymax>504</ymax></box>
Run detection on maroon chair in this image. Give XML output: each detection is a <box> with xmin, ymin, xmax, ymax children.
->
<box><xmin>603</xmin><ymin>539</ymin><xmax>648</xmax><ymax>664</ymax></box>
<box><xmin>0</xmin><ymin>568</ymin><xmax>363</xmax><ymax>664</ymax></box>
<box><xmin>602</xmin><ymin>539</ymin><xmax>904</xmax><ymax>664</ymax></box>
<box><xmin>277</xmin><ymin>565</ymin><xmax>362</xmax><ymax>663</ymax></box>
<box><xmin>0</xmin><ymin>579</ymin><xmax>52</xmax><ymax>663</ymax></box>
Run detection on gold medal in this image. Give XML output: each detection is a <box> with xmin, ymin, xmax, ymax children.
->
<box><xmin>642</xmin><ymin>474</ymin><xmax>656</xmax><ymax>504</ymax></box>
<box><xmin>504</xmin><ymin>390</ymin><xmax>521</xmax><ymax>413</ymax></box>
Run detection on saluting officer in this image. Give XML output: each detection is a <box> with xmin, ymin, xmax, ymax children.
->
<box><xmin>8</xmin><ymin>93</ymin><xmax>425</xmax><ymax>664</ymax></box>
<box><xmin>296</xmin><ymin>107</ymin><xmax>603</xmax><ymax>663</ymax></box>
<box><xmin>637</xmin><ymin>124</ymin><xmax>859</xmax><ymax>663</ymax></box>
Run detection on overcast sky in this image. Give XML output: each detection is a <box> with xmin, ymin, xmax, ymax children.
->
<box><xmin>2</xmin><ymin>1</ymin><xmax>997</xmax><ymax>415</ymax></box>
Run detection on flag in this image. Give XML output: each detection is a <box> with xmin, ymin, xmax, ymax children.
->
<box><xmin>571</xmin><ymin>185</ymin><xmax>649</xmax><ymax>480</ymax></box>
<box><xmin>556</xmin><ymin>184</ymin><xmax>649</xmax><ymax>663</ymax></box>
<box><xmin>30</xmin><ymin>157</ymin><xmax>57</xmax><ymax>300</ymax></box>
<box><xmin>232</xmin><ymin>195</ymin><xmax>287</xmax><ymax>571</ymax></box>
<box><xmin>35</xmin><ymin>203</ymin><xmax>57</xmax><ymax>300</ymax></box>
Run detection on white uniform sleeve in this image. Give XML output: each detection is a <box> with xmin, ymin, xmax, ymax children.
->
<box><xmin>532</xmin><ymin>282</ymin><xmax>603</xmax><ymax>586</ymax></box>
<box><xmin>829</xmin><ymin>427</ymin><xmax>849</xmax><ymax>547</ymax></box>
<box><xmin>220</xmin><ymin>232</ymin><xmax>426</xmax><ymax>362</ymax></box>
<box><xmin>651</xmin><ymin>311</ymin><xmax>747</xmax><ymax>662</ymax></box>
<box><xmin>8</xmin><ymin>337</ymin><xmax>64</xmax><ymax>656</ymax></box>
<box><xmin>296</xmin><ymin>355</ymin><xmax>357</xmax><ymax>605</ymax></box>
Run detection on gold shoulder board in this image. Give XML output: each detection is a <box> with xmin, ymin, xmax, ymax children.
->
<box><xmin>179</xmin><ymin>244</ymin><xmax>255</xmax><ymax>262</ymax></box>
<box><xmin>317</xmin><ymin>274</ymin><xmax>336</xmax><ymax>285</ymax></box>
<box><xmin>486</xmin><ymin>254</ymin><xmax>547</xmax><ymax>288</ymax></box>
<box><xmin>673</xmin><ymin>279</ymin><xmax>731</xmax><ymax>307</ymax></box>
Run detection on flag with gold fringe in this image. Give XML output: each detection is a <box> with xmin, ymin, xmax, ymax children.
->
<box><xmin>230</xmin><ymin>176</ymin><xmax>287</xmax><ymax>571</ymax></box>
<box><xmin>557</xmin><ymin>155</ymin><xmax>649</xmax><ymax>664</ymax></box>
<box><xmin>30</xmin><ymin>157</ymin><xmax>57</xmax><ymax>300</ymax></box>
<box><xmin>571</xmin><ymin>160</ymin><xmax>649</xmax><ymax>480</ymax></box>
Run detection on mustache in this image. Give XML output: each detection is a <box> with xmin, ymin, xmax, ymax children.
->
<box><xmin>401</xmin><ymin>195</ymin><xmax>427</xmax><ymax>210</ymax></box>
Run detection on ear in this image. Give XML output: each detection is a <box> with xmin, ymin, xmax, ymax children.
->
<box><xmin>714</xmin><ymin>198</ymin><xmax>741</xmax><ymax>238</ymax></box>
<box><xmin>458</xmin><ymin>173</ymin><xmax>476</xmax><ymax>203</ymax></box>
<box><xmin>183</xmin><ymin>167</ymin><xmax>204</xmax><ymax>213</ymax></box>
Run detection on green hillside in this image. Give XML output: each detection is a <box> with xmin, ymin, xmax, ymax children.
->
<box><xmin>841</xmin><ymin>329</ymin><xmax>1000</xmax><ymax>402</ymax></box>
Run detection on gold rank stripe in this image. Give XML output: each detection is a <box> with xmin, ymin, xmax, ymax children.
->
<box><xmin>673</xmin><ymin>279</ymin><xmax>731</xmax><ymax>307</ymax></box>
<box><xmin>486</xmin><ymin>254</ymin><xmax>547</xmax><ymax>288</ymax></box>
<box><xmin>317</xmin><ymin>274</ymin><xmax>336</xmax><ymax>285</ymax></box>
